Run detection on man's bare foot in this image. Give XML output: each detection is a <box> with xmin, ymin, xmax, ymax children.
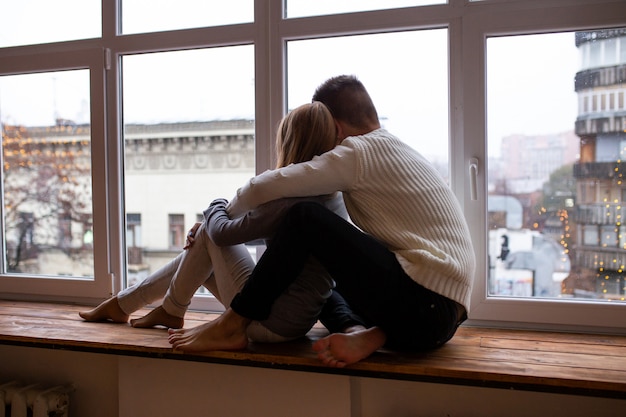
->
<box><xmin>167</xmin><ymin>308</ymin><xmax>250</xmax><ymax>352</ymax></box>
<box><xmin>312</xmin><ymin>325</ymin><xmax>387</xmax><ymax>368</ymax></box>
<box><xmin>131</xmin><ymin>306</ymin><xmax>184</xmax><ymax>329</ymax></box>
<box><xmin>78</xmin><ymin>297</ymin><xmax>129</xmax><ymax>323</ymax></box>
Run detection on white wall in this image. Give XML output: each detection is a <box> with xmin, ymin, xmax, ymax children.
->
<box><xmin>1</xmin><ymin>345</ymin><xmax>624</xmax><ymax>417</ymax></box>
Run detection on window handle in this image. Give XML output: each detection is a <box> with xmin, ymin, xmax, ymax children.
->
<box><xmin>469</xmin><ymin>157</ymin><xmax>479</xmax><ymax>201</ymax></box>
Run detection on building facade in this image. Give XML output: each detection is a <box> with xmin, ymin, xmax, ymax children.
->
<box><xmin>572</xmin><ymin>29</ymin><xmax>626</xmax><ymax>298</ymax></box>
<box><xmin>1</xmin><ymin>119</ymin><xmax>255</xmax><ymax>284</ymax></box>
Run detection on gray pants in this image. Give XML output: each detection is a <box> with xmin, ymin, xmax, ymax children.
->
<box><xmin>117</xmin><ymin>221</ymin><xmax>328</xmax><ymax>342</ymax></box>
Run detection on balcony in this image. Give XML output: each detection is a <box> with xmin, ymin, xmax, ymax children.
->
<box><xmin>575</xmin><ymin>114</ymin><xmax>626</xmax><ymax>136</ymax></box>
<box><xmin>575</xmin><ymin>246</ymin><xmax>626</xmax><ymax>273</ymax></box>
<box><xmin>573</xmin><ymin>161</ymin><xmax>626</xmax><ymax>180</ymax></box>
<box><xmin>574</xmin><ymin>202</ymin><xmax>626</xmax><ymax>225</ymax></box>
<box><xmin>575</xmin><ymin>63</ymin><xmax>626</xmax><ymax>91</ymax></box>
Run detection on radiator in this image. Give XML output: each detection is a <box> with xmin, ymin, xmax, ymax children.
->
<box><xmin>0</xmin><ymin>381</ymin><xmax>73</xmax><ymax>417</ymax></box>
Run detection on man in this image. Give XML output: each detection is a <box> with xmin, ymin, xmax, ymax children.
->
<box><xmin>168</xmin><ymin>75</ymin><xmax>475</xmax><ymax>367</ymax></box>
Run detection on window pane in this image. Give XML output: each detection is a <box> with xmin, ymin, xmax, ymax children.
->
<box><xmin>285</xmin><ymin>0</ymin><xmax>445</xmax><ymax>18</ymax></box>
<box><xmin>121</xmin><ymin>0</ymin><xmax>253</xmax><ymax>34</ymax></box>
<box><xmin>487</xmin><ymin>29</ymin><xmax>626</xmax><ymax>302</ymax></box>
<box><xmin>0</xmin><ymin>70</ymin><xmax>94</xmax><ymax>277</ymax></box>
<box><xmin>287</xmin><ymin>29</ymin><xmax>449</xmax><ymax>178</ymax></box>
<box><xmin>0</xmin><ymin>0</ymin><xmax>100</xmax><ymax>48</ymax></box>
<box><xmin>122</xmin><ymin>46</ymin><xmax>255</xmax><ymax>290</ymax></box>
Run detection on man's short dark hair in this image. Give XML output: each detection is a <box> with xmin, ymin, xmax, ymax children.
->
<box><xmin>312</xmin><ymin>75</ymin><xmax>379</xmax><ymax>129</ymax></box>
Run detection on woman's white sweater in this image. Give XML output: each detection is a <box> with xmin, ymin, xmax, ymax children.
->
<box><xmin>228</xmin><ymin>128</ymin><xmax>476</xmax><ymax>311</ymax></box>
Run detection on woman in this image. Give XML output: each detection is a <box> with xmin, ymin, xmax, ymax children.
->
<box><xmin>80</xmin><ymin>101</ymin><xmax>347</xmax><ymax>343</ymax></box>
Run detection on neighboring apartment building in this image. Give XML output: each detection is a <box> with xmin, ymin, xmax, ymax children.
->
<box><xmin>122</xmin><ymin>120</ymin><xmax>255</xmax><ymax>283</ymax></box>
<box><xmin>499</xmin><ymin>131</ymin><xmax>579</xmax><ymax>195</ymax></box>
<box><xmin>572</xmin><ymin>29</ymin><xmax>626</xmax><ymax>298</ymax></box>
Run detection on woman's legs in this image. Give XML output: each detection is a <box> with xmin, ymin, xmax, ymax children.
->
<box><xmin>141</xmin><ymin>223</ymin><xmax>290</xmax><ymax>343</ymax></box>
<box><xmin>203</xmin><ymin>240</ymin><xmax>254</xmax><ymax>308</ymax></box>
<box><xmin>119</xmin><ymin>254</ymin><xmax>182</xmax><ymax>314</ymax></box>
<box><xmin>79</xmin><ymin>253</ymin><xmax>183</xmax><ymax>323</ymax></box>
<box><xmin>184</xmin><ymin>235</ymin><xmax>305</xmax><ymax>343</ymax></box>
<box><xmin>133</xmin><ymin>222</ymin><xmax>221</xmax><ymax>328</ymax></box>
<box><xmin>159</xmin><ymin>223</ymin><xmax>217</xmax><ymax>318</ymax></box>
<box><xmin>82</xmin><ymin>219</ymin><xmax>296</xmax><ymax>343</ymax></box>
<box><xmin>84</xmin><ymin>221</ymin><xmax>218</xmax><ymax>327</ymax></box>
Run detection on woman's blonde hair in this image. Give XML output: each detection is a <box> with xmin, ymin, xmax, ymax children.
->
<box><xmin>275</xmin><ymin>101</ymin><xmax>336</xmax><ymax>168</ymax></box>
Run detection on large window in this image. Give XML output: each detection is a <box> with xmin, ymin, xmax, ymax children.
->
<box><xmin>0</xmin><ymin>0</ymin><xmax>624</xmax><ymax>334</ymax></box>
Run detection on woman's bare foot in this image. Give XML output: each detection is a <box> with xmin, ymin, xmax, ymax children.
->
<box><xmin>78</xmin><ymin>297</ymin><xmax>129</xmax><ymax>323</ymax></box>
<box><xmin>168</xmin><ymin>308</ymin><xmax>250</xmax><ymax>352</ymax></box>
<box><xmin>131</xmin><ymin>306</ymin><xmax>184</xmax><ymax>329</ymax></box>
<box><xmin>312</xmin><ymin>325</ymin><xmax>387</xmax><ymax>367</ymax></box>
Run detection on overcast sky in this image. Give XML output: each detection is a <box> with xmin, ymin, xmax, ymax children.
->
<box><xmin>0</xmin><ymin>1</ymin><xmax>580</xmax><ymax>160</ymax></box>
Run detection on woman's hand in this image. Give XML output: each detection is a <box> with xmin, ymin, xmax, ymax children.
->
<box><xmin>183</xmin><ymin>222</ymin><xmax>202</xmax><ymax>249</ymax></box>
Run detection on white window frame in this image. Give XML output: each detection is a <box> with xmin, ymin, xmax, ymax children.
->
<box><xmin>0</xmin><ymin>48</ymin><xmax>110</xmax><ymax>301</ymax></box>
<box><xmin>463</xmin><ymin>0</ymin><xmax>626</xmax><ymax>334</ymax></box>
<box><xmin>0</xmin><ymin>0</ymin><xmax>625</xmax><ymax>334</ymax></box>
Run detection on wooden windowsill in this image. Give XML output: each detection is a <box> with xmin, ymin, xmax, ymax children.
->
<box><xmin>0</xmin><ymin>300</ymin><xmax>625</xmax><ymax>399</ymax></box>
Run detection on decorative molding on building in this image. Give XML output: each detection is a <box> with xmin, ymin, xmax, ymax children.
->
<box><xmin>10</xmin><ymin>120</ymin><xmax>256</xmax><ymax>173</ymax></box>
<box><xmin>124</xmin><ymin>120</ymin><xmax>256</xmax><ymax>172</ymax></box>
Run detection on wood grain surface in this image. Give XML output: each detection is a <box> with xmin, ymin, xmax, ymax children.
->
<box><xmin>1</xmin><ymin>300</ymin><xmax>625</xmax><ymax>398</ymax></box>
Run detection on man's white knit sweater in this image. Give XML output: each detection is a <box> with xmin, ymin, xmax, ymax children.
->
<box><xmin>227</xmin><ymin>128</ymin><xmax>476</xmax><ymax>311</ymax></box>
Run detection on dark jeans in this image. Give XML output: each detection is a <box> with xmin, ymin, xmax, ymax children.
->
<box><xmin>231</xmin><ymin>202</ymin><xmax>463</xmax><ymax>350</ymax></box>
